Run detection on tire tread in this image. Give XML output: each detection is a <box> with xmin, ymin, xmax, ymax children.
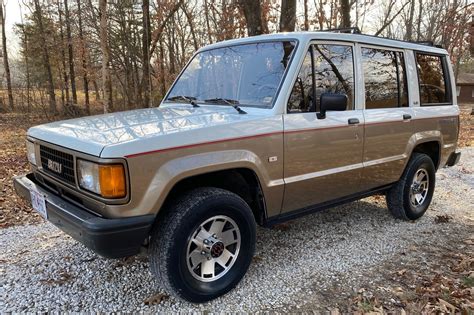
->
<box><xmin>149</xmin><ymin>187</ymin><xmax>253</xmax><ymax>301</ymax></box>
<box><xmin>386</xmin><ymin>153</ymin><xmax>434</xmax><ymax>220</ymax></box>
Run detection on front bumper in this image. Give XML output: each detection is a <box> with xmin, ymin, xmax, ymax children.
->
<box><xmin>446</xmin><ymin>151</ymin><xmax>461</xmax><ymax>167</ymax></box>
<box><xmin>13</xmin><ymin>173</ymin><xmax>154</xmax><ymax>258</ymax></box>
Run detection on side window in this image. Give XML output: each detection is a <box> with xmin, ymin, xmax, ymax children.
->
<box><xmin>288</xmin><ymin>51</ymin><xmax>313</xmax><ymax>113</ymax></box>
<box><xmin>362</xmin><ymin>48</ymin><xmax>408</xmax><ymax>109</ymax></box>
<box><xmin>416</xmin><ymin>53</ymin><xmax>451</xmax><ymax>105</ymax></box>
<box><xmin>288</xmin><ymin>44</ymin><xmax>354</xmax><ymax>113</ymax></box>
<box><xmin>312</xmin><ymin>44</ymin><xmax>354</xmax><ymax>111</ymax></box>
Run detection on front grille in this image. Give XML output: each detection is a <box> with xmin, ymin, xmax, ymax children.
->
<box><xmin>40</xmin><ymin>145</ymin><xmax>75</xmax><ymax>185</ymax></box>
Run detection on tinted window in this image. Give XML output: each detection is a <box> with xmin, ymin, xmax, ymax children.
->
<box><xmin>362</xmin><ymin>48</ymin><xmax>408</xmax><ymax>109</ymax></box>
<box><xmin>313</xmin><ymin>44</ymin><xmax>354</xmax><ymax>111</ymax></box>
<box><xmin>166</xmin><ymin>41</ymin><xmax>296</xmax><ymax>108</ymax></box>
<box><xmin>288</xmin><ymin>51</ymin><xmax>313</xmax><ymax>112</ymax></box>
<box><xmin>288</xmin><ymin>44</ymin><xmax>354</xmax><ymax>113</ymax></box>
<box><xmin>416</xmin><ymin>54</ymin><xmax>450</xmax><ymax>105</ymax></box>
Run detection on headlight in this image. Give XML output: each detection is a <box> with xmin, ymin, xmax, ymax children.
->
<box><xmin>26</xmin><ymin>141</ymin><xmax>36</xmax><ymax>165</ymax></box>
<box><xmin>77</xmin><ymin>159</ymin><xmax>126</xmax><ymax>198</ymax></box>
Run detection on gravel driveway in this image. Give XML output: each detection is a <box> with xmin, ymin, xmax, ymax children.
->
<box><xmin>1</xmin><ymin>148</ymin><xmax>473</xmax><ymax>312</ymax></box>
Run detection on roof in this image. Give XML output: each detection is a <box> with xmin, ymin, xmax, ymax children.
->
<box><xmin>199</xmin><ymin>32</ymin><xmax>448</xmax><ymax>55</ymax></box>
<box><xmin>457</xmin><ymin>73</ymin><xmax>474</xmax><ymax>85</ymax></box>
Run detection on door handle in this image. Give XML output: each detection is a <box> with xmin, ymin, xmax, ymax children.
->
<box><xmin>403</xmin><ymin>114</ymin><xmax>412</xmax><ymax>120</ymax></box>
<box><xmin>348</xmin><ymin>118</ymin><xmax>360</xmax><ymax>125</ymax></box>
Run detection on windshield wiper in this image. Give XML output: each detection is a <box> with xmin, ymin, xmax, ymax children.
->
<box><xmin>204</xmin><ymin>98</ymin><xmax>247</xmax><ymax>114</ymax></box>
<box><xmin>167</xmin><ymin>95</ymin><xmax>199</xmax><ymax>107</ymax></box>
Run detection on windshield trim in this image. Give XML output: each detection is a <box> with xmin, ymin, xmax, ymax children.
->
<box><xmin>162</xmin><ymin>39</ymin><xmax>300</xmax><ymax>109</ymax></box>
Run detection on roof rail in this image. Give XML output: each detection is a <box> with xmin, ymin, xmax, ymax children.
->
<box><xmin>320</xmin><ymin>27</ymin><xmax>361</xmax><ymax>34</ymax></box>
<box><xmin>413</xmin><ymin>40</ymin><xmax>443</xmax><ymax>48</ymax></box>
<box><xmin>317</xmin><ymin>27</ymin><xmax>445</xmax><ymax>49</ymax></box>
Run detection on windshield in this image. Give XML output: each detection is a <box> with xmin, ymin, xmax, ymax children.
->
<box><xmin>165</xmin><ymin>41</ymin><xmax>296</xmax><ymax>108</ymax></box>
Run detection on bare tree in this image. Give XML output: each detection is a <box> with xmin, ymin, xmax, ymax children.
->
<box><xmin>99</xmin><ymin>0</ymin><xmax>112</xmax><ymax>112</ymax></box>
<box><xmin>0</xmin><ymin>0</ymin><xmax>14</xmax><ymax>110</ymax></box>
<box><xmin>303</xmin><ymin>0</ymin><xmax>309</xmax><ymax>31</ymax></box>
<box><xmin>340</xmin><ymin>0</ymin><xmax>351</xmax><ymax>28</ymax></box>
<box><xmin>405</xmin><ymin>0</ymin><xmax>416</xmax><ymax>40</ymax></box>
<box><xmin>64</xmin><ymin>0</ymin><xmax>77</xmax><ymax>105</ymax></box>
<box><xmin>18</xmin><ymin>1</ymin><xmax>31</xmax><ymax>111</ymax></box>
<box><xmin>149</xmin><ymin>0</ymin><xmax>184</xmax><ymax>58</ymax></box>
<box><xmin>77</xmin><ymin>0</ymin><xmax>90</xmax><ymax>114</ymax></box>
<box><xmin>142</xmin><ymin>0</ymin><xmax>151</xmax><ymax>107</ymax></box>
<box><xmin>279</xmin><ymin>0</ymin><xmax>297</xmax><ymax>32</ymax></box>
<box><xmin>374</xmin><ymin>0</ymin><xmax>410</xmax><ymax>36</ymax></box>
<box><xmin>238</xmin><ymin>0</ymin><xmax>266</xmax><ymax>36</ymax></box>
<box><xmin>57</xmin><ymin>0</ymin><xmax>70</xmax><ymax>107</ymax></box>
<box><xmin>33</xmin><ymin>0</ymin><xmax>57</xmax><ymax>114</ymax></box>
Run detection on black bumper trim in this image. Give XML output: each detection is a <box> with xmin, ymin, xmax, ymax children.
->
<box><xmin>446</xmin><ymin>151</ymin><xmax>461</xmax><ymax>167</ymax></box>
<box><xmin>13</xmin><ymin>173</ymin><xmax>154</xmax><ymax>258</ymax></box>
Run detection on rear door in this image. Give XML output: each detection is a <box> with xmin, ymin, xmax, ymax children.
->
<box><xmin>412</xmin><ymin>52</ymin><xmax>459</xmax><ymax>165</ymax></box>
<box><xmin>359</xmin><ymin>45</ymin><xmax>414</xmax><ymax>190</ymax></box>
<box><xmin>282</xmin><ymin>42</ymin><xmax>364</xmax><ymax>213</ymax></box>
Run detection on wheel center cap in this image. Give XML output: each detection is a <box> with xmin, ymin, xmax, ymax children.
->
<box><xmin>210</xmin><ymin>241</ymin><xmax>225</xmax><ymax>258</ymax></box>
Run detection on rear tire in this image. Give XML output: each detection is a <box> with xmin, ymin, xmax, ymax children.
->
<box><xmin>149</xmin><ymin>187</ymin><xmax>256</xmax><ymax>303</ymax></box>
<box><xmin>386</xmin><ymin>153</ymin><xmax>435</xmax><ymax>220</ymax></box>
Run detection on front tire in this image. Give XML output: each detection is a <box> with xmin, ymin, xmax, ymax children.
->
<box><xmin>386</xmin><ymin>153</ymin><xmax>436</xmax><ymax>220</ymax></box>
<box><xmin>149</xmin><ymin>187</ymin><xmax>256</xmax><ymax>303</ymax></box>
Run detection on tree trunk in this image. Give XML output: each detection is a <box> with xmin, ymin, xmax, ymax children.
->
<box><xmin>340</xmin><ymin>0</ymin><xmax>351</xmax><ymax>28</ymax></box>
<box><xmin>279</xmin><ymin>0</ymin><xmax>297</xmax><ymax>32</ymax></box>
<box><xmin>405</xmin><ymin>0</ymin><xmax>416</xmax><ymax>40</ymax></box>
<box><xmin>148</xmin><ymin>0</ymin><xmax>183</xmax><ymax>59</ymax></box>
<box><xmin>142</xmin><ymin>0</ymin><xmax>151</xmax><ymax>107</ymax></box>
<box><xmin>92</xmin><ymin>79</ymin><xmax>100</xmax><ymax>101</ymax></box>
<box><xmin>183</xmin><ymin>3</ymin><xmax>199</xmax><ymax>50</ymax></box>
<box><xmin>204</xmin><ymin>0</ymin><xmax>213</xmax><ymax>43</ymax></box>
<box><xmin>303</xmin><ymin>0</ymin><xmax>309</xmax><ymax>31</ymax></box>
<box><xmin>159</xmin><ymin>41</ymin><xmax>166</xmax><ymax>99</ymax></box>
<box><xmin>374</xmin><ymin>0</ymin><xmax>410</xmax><ymax>37</ymax></box>
<box><xmin>76</xmin><ymin>0</ymin><xmax>90</xmax><ymax>114</ymax></box>
<box><xmin>64</xmin><ymin>0</ymin><xmax>77</xmax><ymax>105</ymax></box>
<box><xmin>57</xmin><ymin>0</ymin><xmax>70</xmax><ymax>107</ymax></box>
<box><xmin>99</xmin><ymin>0</ymin><xmax>112</xmax><ymax>113</ymax></box>
<box><xmin>238</xmin><ymin>0</ymin><xmax>265</xmax><ymax>36</ymax></box>
<box><xmin>33</xmin><ymin>0</ymin><xmax>57</xmax><ymax>114</ymax></box>
<box><xmin>19</xmin><ymin>4</ymin><xmax>31</xmax><ymax>112</ymax></box>
<box><xmin>0</xmin><ymin>0</ymin><xmax>14</xmax><ymax>110</ymax></box>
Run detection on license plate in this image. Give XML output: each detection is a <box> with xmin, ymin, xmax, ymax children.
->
<box><xmin>30</xmin><ymin>189</ymin><xmax>47</xmax><ymax>219</ymax></box>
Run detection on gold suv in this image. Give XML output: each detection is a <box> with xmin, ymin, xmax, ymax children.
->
<box><xmin>14</xmin><ymin>31</ymin><xmax>461</xmax><ymax>302</ymax></box>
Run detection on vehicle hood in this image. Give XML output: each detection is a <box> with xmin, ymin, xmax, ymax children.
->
<box><xmin>28</xmin><ymin>105</ymin><xmax>277</xmax><ymax>157</ymax></box>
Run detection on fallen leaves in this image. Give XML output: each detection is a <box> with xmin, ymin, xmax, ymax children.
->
<box><xmin>144</xmin><ymin>293</ymin><xmax>169</xmax><ymax>305</ymax></box>
<box><xmin>458</xmin><ymin>107</ymin><xmax>473</xmax><ymax>148</ymax></box>
<box><xmin>273</xmin><ymin>222</ymin><xmax>292</xmax><ymax>231</ymax></box>
<box><xmin>347</xmin><ymin>236</ymin><xmax>474</xmax><ymax>314</ymax></box>
<box><xmin>434</xmin><ymin>214</ymin><xmax>452</xmax><ymax>224</ymax></box>
<box><xmin>40</xmin><ymin>270</ymin><xmax>74</xmax><ymax>285</ymax></box>
<box><xmin>0</xmin><ymin>113</ymin><xmax>50</xmax><ymax>228</ymax></box>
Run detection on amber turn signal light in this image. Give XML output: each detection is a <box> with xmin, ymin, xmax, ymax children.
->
<box><xmin>99</xmin><ymin>164</ymin><xmax>126</xmax><ymax>198</ymax></box>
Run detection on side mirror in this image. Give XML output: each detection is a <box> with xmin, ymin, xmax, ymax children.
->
<box><xmin>318</xmin><ymin>93</ymin><xmax>348</xmax><ymax>119</ymax></box>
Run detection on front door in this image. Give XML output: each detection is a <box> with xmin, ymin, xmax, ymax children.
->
<box><xmin>282</xmin><ymin>42</ymin><xmax>364</xmax><ymax>213</ymax></box>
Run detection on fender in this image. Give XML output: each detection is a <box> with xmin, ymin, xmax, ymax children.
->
<box><xmin>130</xmin><ymin>150</ymin><xmax>284</xmax><ymax>218</ymax></box>
<box><xmin>403</xmin><ymin>130</ymin><xmax>442</xmax><ymax>170</ymax></box>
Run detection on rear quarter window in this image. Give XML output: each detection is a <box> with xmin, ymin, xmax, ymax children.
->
<box><xmin>415</xmin><ymin>53</ymin><xmax>452</xmax><ymax>106</ymax></box>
